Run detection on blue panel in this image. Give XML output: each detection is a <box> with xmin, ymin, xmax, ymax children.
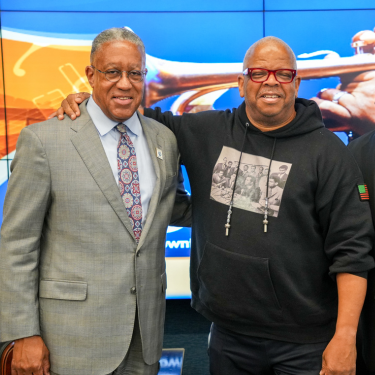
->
<box><xmin>214</xmin><ymin>88</ymin><xmax>244</xmax><ymax>111</ymax></box>
<box><xmin>334</xmin><ymin>132</ymin><xmax>349</xmax><ymax>145</ymax></box>
<box><xmin>2</xmin><ymin>11</ymin><xmax>264</xmax><ymax>63</ymax></box>
<box><xmin>265</xmin><ymin>0</ymin><xmax>375</xmax><ymax>10</ymax></box>
<box><xmin>165</xmin><ymin>227</ymin><xmax>191</xmax><ymax>258</ymax></box>
<box><xmin>0</xmin><ymin>180</ymin><xmax>8</xmax><ymax>225</ymax></box>
<box><xmin>153</xmin><ymin>96</ymin><xmax>180</xmax><ymax>113</ymax></box>
<box><xmin>165</xmin><ymin>165</ymin><xmax>191</xmax><ymax>259</ymax></box>
<box><xmin>0</xmin><ymin>0</ymin><xmax>263</xmax><ymax>12</ymax></box>
<box><xmin>265</xmin><ymin>9</ymin><xmax>375</xmax><ymax>99</ymax></box>
<box><xmin>181</xmin><ymin>165</ymin><xmax>191</xmax><ymax>194</ymax></box>
<box><xmin>159</xmin><ymin>349</ymin><xmax>184</xmax><ymax>374</ymax></box>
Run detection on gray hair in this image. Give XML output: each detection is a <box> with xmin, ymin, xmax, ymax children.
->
<box><xmin>243</xmin><ymin>36</ymin><xmax>297</xmax><ymax>70</ymax></box>
<box><xmin>90</xmin><ymin>27</ymin><xmax>145</xmax><ymax>63</ymax></box>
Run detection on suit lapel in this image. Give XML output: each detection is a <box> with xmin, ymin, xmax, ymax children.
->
<box><xmin>70</xmin><ymin>102</ymin><xmax>135</xmax><ymax>240</ymax></box>
<box><xmin>137</xmin><ymin>113</ymin><xmax>165</xmax><ymax>249</ymax></box>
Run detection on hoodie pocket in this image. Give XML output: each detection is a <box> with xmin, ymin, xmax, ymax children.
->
<box><xmin>197</xmin><ymin>242</ymin><xmax>282</xmax><ymax>324</ymax></box>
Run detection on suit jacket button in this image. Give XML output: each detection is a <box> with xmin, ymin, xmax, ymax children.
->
<box><xmin>137</xmin><ymin>252</ymin><xmax>141</xmax><ymax>257</ymax></box>
<box><xmin>131</xmin><ymin>286</ymin><xmax>137</xmax><ymax>294</ymax></box>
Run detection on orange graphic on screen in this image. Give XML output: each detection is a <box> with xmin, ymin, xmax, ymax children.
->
<box><xmin>1</xmin><ymin>33</ymin><xmax>92</xmax><ymax>158</ymax></box>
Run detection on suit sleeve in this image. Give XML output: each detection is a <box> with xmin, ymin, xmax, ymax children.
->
<box><xmin>169</xmin><ymin>165</ymin><xmax>192</xmax><ymax>227</ymax></box>
<box><xmin>0</xmin><ymin>127</ymin><xmax>51</xmax><ymax>342</ymax></box>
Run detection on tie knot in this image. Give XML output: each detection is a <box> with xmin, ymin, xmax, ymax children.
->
<box><xmin>116</xmin><ymin>123</ymin><xmax>127</xmax><ymax>134</ymax></box>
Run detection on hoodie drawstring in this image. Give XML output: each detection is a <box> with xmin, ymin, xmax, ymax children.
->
<box><xmin>225</xmin><ymin>124</ymin><xmax>277</xmax><ymax>236</ymax></box>
<box><xmin>225</xmin><ymin>123</ymin><xmax>249</xmax><ymax>236</ymax></box>
<box><xmin>263</xmin><ymin>137</ymin><xmax>277</xmax><ymax>233</ymax></box>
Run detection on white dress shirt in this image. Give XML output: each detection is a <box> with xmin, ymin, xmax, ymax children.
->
<box><xmin>87</xmin><ymin>97</ymin><xmax>156</xmax><ymax>224</ymax></box>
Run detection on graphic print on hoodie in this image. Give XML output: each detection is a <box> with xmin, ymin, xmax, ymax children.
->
<box><xmin>211</xmin><ymin>147</ymin><xmax>292</xmax><ymax>218</ymax></box>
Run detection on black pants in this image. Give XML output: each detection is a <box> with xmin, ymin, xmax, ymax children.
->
<box><xmin>209</xmin><ymin>324</ymin><xmax>329</xmax><ymax>375</ymax></box>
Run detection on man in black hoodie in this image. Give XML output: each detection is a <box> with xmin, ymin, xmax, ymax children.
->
<box><xmin>53</xmin><ymin>36</ymin><xmax>374</xmax><ymax>375</ymax></box>
<box><xmin>347</xmin><ymin>134</ymin><xmax>375</xmax><ymax>375</ymax></box>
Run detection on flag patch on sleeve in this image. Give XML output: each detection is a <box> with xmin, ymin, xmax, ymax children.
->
<box><xmin>358</xmin><ymin>184</ymin><xmax>370</xmax><ymax>201</ymax></box>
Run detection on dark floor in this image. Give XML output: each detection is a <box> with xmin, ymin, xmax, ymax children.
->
<box><xmin>357</xmin><ymin>327</ymin><xmax>372</xmax><ymax>375</ymax></box>
<box><xmin>163</xmin><ymin>299</ymin><xmax>211</xmax><ymax>375</ymax></box>
<box><xmin>163</xmin><ymin>299</ymin><xmax>373</xmax><ymax>375</ymax></box>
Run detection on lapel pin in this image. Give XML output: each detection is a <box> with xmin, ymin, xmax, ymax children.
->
<box><xmin>156</xmin><ymin>148</ymin><xmax>163</xmax><ymax>160</ymax></box>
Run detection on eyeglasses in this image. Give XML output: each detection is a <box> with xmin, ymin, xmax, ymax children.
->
<box><xmin>243</xmin><ymin>68</ymin><xmax>297</xmax><ymax>84</ymax></box>
<box><xmin>91</xmin><ymin>66</ymin><xmax>147</xmax><ymax>83</ymax></box>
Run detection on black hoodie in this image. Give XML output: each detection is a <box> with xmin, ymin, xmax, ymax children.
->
<box><xmin>144</xmin><ymin>98</ymin><xmax>374</xmax><ymax>343</ymax></box>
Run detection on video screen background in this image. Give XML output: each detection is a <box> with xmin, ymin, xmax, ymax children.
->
<box><xmin>1</xmin><ymin>1</ymin><xmax>374</xmax><ymax>297</ymax></box>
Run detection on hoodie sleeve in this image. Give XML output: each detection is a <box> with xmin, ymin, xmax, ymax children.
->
<box><xmin>315</xmin><ymin>137</ymin><xmax>375</xmax><ymax>277</ymax></box>
<box><xmin>144</xmin><ymin>107</ymin><xmax>234</xmax><ymax>143</ymax></box>
<box><xmin>144</xmin><ymin>107</ymin><xmax>183</xmax><ymax>138</ymax></box>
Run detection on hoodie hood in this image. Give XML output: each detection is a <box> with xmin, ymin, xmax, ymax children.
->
<box><xmin>237</xmin><ymin>98</ymin><xmax>325</xmax><ymax>138</ymax></box>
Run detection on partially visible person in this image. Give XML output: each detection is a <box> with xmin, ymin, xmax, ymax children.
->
<box><xmin>223</xmin><ymin>161</ymin><xmax>233</xmax><ymax>178</ymax></box>
<box><xmin>241</xmin><ymin>164</ymin><xmax>251</xmax><ymax>180</ymax></box>
<box><xmin>249</xmin><ymin>165</ymin><xmax>257</xmax><ymax>178</ymax></box>
<box><xmin>240</xmin><ymin>176</ymin><xmax>260</xmax><ymax>204</ymax></box>
<box><xmin>255</xmin><ymin>166</ymin><xmax>265</xmax><ymax>187</ymax></box>
<box><xmin>213</xmin><ymin>157</ymin><xmax>229</xmax><ymax>174</ymax></box>
<box><xmin>258</xmin><ymin>166</ymin><xmax>269</xmax><ymax>190</ymax></box>
<box><xmin>277</xmin><ymin>165</ymin><xmax>289</xmax><ymax>189</ymax></box>
<box><xmin>257</xmin><ymin>165</ymin><xmax>265</xmax><ymax>178</ymax></box>
<box><xmin>348</xmin><ymin>132</ymin><xmax>375</xmax><ymax>375</ymax></box>
<box><xmin>259</xmin><ymin>175</ymin><xmax>282</xmax><ymax>217</ymax></box>
<box><xmin>224</xmin><ymin>173</ymin><xmax>237</xmax><ymax>191</ymax></box>
<box><xmin>212</xmin><ymin>170</ymin><xmax>227</xmax><ymax>187</ymax></box>
<box><xmin>229</xmin><ymin>160</ymin><xmax>242</xmax><ymax>178</ymax></box>
<box><xmin>240</xmin><ymin>176</ymin><xmax>255</xmax><ymax>197</ymax></box>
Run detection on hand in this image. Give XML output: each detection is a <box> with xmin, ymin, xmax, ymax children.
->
<box><xmin>311</xmin><ymin>27</ymin><xmax>375</xmax><ymax>135</ymax></box>
<box><xmin>320</xmin><ymin>332</ymin><xmax>356</xmax><ymax>375</ymax></box>
<box><xmin>11</xmin><ymin>336</ymin><xmax>50</xmax><ymax>375</ymax></box>
<box><xmin>138</xmin><ymin>104</ymin><xmax>144</xmax><ymax>115</ymax></box>
<box><xmin>311</xmin><ymin>70</ymin><xmax>375</xmax><ymax>135</ymax></box>
<box><xmin>47</xmin><ymin>92</ymin><xmax>90</xmax><ymax>121</ymax></box>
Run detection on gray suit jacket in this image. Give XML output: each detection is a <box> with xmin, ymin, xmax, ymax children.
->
<box><xmin>0</xmin><ymin>101</ymin><xmax>187</xmax><ymax>374</ymax></box>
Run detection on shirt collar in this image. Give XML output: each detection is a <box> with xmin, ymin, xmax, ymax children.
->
<box><xmin>87</xmin><ymin>96</ymin><xmax>141</xmax><ymax>137</ymax></box>
<box><xmin>122</xmin><ymin>108</ymin><xmax>141</xmax><ymax>137</ymax></box>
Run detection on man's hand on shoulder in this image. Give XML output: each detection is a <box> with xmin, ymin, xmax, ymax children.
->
<box><xmin>48</xmin><ymin>92</ymin><xmax>90</xmax><ymax>121</ymax></box>
<box><xmin>138</xmin><ymin>105</ymin><xmax>144</xmax><ymax>115</ymax></box>
<box><xmin>12</xmin><ymin>336</ymin><xmax>50</xmax><ymax>375</ymax></box>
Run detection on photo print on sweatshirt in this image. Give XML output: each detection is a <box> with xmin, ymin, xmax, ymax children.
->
<box><xmin>211</xmin><ymin>146</ymin><xmax>292</xmax><ymax>218</ymax></box>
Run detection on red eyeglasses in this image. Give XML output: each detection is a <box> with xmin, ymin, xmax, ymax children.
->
<box><xmin>243</xmin><ymin>68</ymin><xmax>297</xmax><ymax>83</ymax></box>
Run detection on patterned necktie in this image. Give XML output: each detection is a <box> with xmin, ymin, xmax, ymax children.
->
<box><xmin>116</xmin><ymin>123</ymin><xmax>142</xmax><ymax>242</ymax></box>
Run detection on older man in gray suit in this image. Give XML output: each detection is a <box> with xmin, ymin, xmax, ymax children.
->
<box><xmin>0</xmin><ymin>28</ymin><xmax>190</xmax><ymax>375</ymax></box>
